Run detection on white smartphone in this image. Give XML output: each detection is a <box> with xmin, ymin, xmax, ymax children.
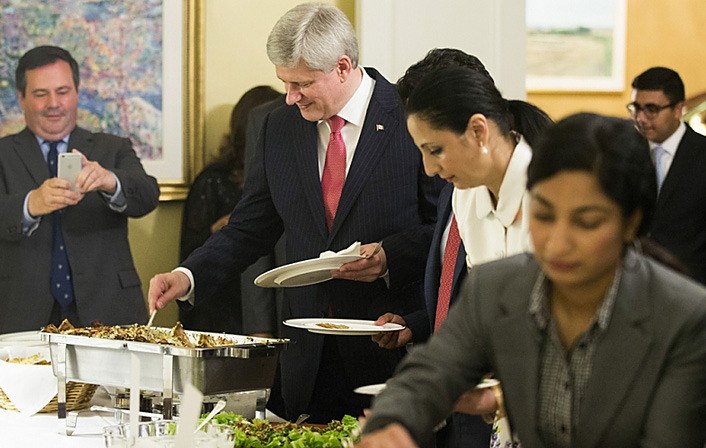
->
<box><xmin>57</xmin><ymin>152</ymin><xmax>82</xmax><ymax>192</ymax></box>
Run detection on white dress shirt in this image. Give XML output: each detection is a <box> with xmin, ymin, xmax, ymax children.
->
<box><xmin>316</xmin><ymin>67</ymin><xmax>375</xmax><ymax>178</ymax></box>
<box><xmin>649</xmin><ymin>121</ymin><xmax>686</xmax><ymax>181</ymax></box>
<box><xmin>452</xmin><ymin>137</ymin><xmax>533</xmax><ymax>268</ymax></box>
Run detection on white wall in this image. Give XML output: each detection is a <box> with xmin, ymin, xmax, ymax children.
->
<box><xmin>356</xmin><ymin>0</ymin><xmax>526</xmax><ymax>100</ymax></box>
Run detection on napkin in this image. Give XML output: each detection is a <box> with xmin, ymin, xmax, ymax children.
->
<box><xmin>0</xmin><ymin>346</ymin><xmax>57</xmax><ymax>415</ymax></box>
<box><xmin>319</xmin><ymin>241</ymin><xmax>361</xmax><ymax>258</ymax></box>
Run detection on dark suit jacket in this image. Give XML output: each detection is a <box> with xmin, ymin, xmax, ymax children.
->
<box><xmin>366</xmin><ymin>250</ymin><xmax>706</xmax><ymax>448</ymax></box>
<box><xmin>404</xmin><ymin>183</ymin><xmax>467</xmax><ymax>342</ymax></box>
<box><xmin>0</xmin><ymin>127</ymin><xmax>160</xmax><ymax>333</ymax></box>
<box><xmin>182</xmin><ymin>68</ymin><xmax>442</xmax><ymax>419</ymax></box>
<box><xmin>649</xmin><ymin>124</ymin><xmax>706</xmax><ymax>284</ymax></box>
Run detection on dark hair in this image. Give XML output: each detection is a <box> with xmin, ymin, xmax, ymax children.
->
<box><xmin>631</xmin><ymin>67</ymin><xmax>685</xmax><ymax>104</ymax></box>
<box><xmin>527</xmin><ymin>113</ymin><xmax>657</xmax><ymax>236</ymax></box>
<box><xmin>405</xmin><ymin>65</ymin><xmax>552</xmax><ymax>146</ymax></box>
<box><xmin>211</xmin><ymin>86</ymin><xmax>282</xmax><ymax>187</ymax></box>
<box><xmin>396</xmin><ymin>48</ymin><xmax>492</xmax><ymax>103</ymax></box>
<box><xmin>15</xmin><ymin>46</ymin><xmax>80</xmax><ymax>95</ymax></box>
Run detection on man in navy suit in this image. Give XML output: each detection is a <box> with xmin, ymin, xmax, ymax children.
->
<box><xmin>629</xmin><ymin>67</ymin><xmax>706</xmax><ymax>284</ymax></box>
<box><xmin>148</xmin><ymin>3</ymin><xmax>441</xmax><ymax>423</ymax></box>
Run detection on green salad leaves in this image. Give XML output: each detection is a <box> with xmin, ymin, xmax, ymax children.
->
<box><xmin>209</xmin><ymin>412</ymin><xmax>360</xmax><ymax>447</ymax></box>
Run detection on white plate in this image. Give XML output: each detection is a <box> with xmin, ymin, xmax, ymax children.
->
<box><xmin>255</xmin><ymin>254</ymin><xmax>363</xmax><ymax>288</ymax></box>
<box><xmin>283</xmin><ymin>318</ymin><xmax>405</xmax><ymax>335</ymax></box>
<box><xmin>353</xmin><ymin>379</ymin><xmax>497</xmax><ymax>396</ymax></box>
<box><xmin>474</xmin><ymin>378</ymin><xmax>499</xmax><ymax>389</ymax></box>
<box><xmin>354</xmin><ymin>383</ymin><xmax>386</xmax><ymax>395</ymax></box>
<box><xmin>0</xmin><ymin>330</ymin><xmax>46</xmax><ymax>348</ymax></box>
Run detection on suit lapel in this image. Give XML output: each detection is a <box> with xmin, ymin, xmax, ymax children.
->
<box><xmin>13</xmin><ymin>128</ymin><xmax>49</xmax><ymax>186</ymax></box>
<box><xmin>291</xmin><ymin>116</ymin><xmax>330</xmax><ymax>240</ymax></box>
<box><xmin>489</xmin><ymin>266</ymin><xmax>543</xmax><ymax>446</ymax></box>
<box><xmin>328</xmin><ymin>69</ymin><xmax>398</xmax><ymax>238</ymax></box>
<box><xmin>574</xmin><ymin>254</ymin><xmax>653</xmax><ymax>448</ymax></box>
<box><xmin>67</xmin><ymin>127</ymin><xmax>93</xmax><ymax>159</ymax></box>
<box><xmin>655</xmin><ymin>125</ymin><xmax>695</xmax><ymax>207</ymax></box>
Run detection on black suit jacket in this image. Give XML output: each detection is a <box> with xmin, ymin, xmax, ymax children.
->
<box><xmin>649</xmin><ymin>125</ymin><xmax>706</xmax><ymax>284</ymax></box>
<box><xmin>182</xmin><ymin>68</ymin><xmax>442</xmax><ymax>419</ymax></box>
<box><xmin>0</xmin><ymin>127</ymin><xmax>159</xmax><ymax>333</ymax></box>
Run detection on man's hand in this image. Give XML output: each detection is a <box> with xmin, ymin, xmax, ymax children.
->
<box><xmin>354</xmin><ymin>423</ymin><xmax>418</xmax><ymax>448</ymax></box>
<box><xmin>74</xmin><ymin>150</ymin><xmax>118</xmax><ymax>194</ymax></box>
<box><xmin>27</xmin><ymin>178</ymin><xmax>83</xmax><ymax>217</ymax></box>
<box><xmin>331</xmin><ymin>242</ymin><xmax>387</xmax><ymax>282</ymax></box>
<box><xmin>452</xmin><ymin>387</ymin><xmax>498</xmax><ymax>415</ymax></box>
<box><xmin>372</xmin><ymin>313</ymin><xmax>411</xmax><ymax>349</ymax></box>
<box><xmin>148</xmin><ymin>271</ymin><xmax>191</xmax><ymax>313</ymax></box>
<box><xmin>210</xmin><ymin>214</ymin><xmax>230</xmax><ymax>234</ymax></box>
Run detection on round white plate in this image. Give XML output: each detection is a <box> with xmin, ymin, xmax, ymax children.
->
<box><xmin>255</xmin><ymin>254</ymin><xmax>363</xmax><ymax>288</ymax></box>
<box><xmin>0</xmin><ymin>330</ymin><xmax>46</xmax><ymax>348</ymax></box>
<box><xmin>283</xmin><ymin>318</ymin><xmax>405</xmax><ymax>336</ymax></box>
<box><xmin>354</xmin><ymin>383</ymin><xmax>386</xmax><ymax>395</ymax></box>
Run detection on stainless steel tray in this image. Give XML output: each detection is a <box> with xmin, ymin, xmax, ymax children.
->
<box><xmin>40</xmin><ymin>328</ymin><xmax>288</xmax><ymax>431</ymax></box>
<box><xmin>40</xmin><ymin>328</ymin><xmax>288</xmax><ymax>394</ymax></box>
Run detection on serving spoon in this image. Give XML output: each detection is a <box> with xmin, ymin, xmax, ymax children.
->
<box><xmin>146</xmin><ymin>309</ymin><xmax>157</xmax><ymax>327</ymax></box>
<box><xmin>194</xmin><ymin>399</ymin><xmax>227</xmax><ymax>433</ymax></box>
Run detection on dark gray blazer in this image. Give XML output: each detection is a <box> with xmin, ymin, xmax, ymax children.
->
<box><xmin>0</xmin><ymin>127</ymin><xmax>159</xmax><ymax>333</ymax></box>
<box><xmin>366</xmin><ymin>250</ymin><xmax>706</xmax><ymax>448</ymax></box>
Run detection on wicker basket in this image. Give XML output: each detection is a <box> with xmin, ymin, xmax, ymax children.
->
<box><xmin>0</xmin><ymin>381</ymin><xmax>97</xmax><ymax>413</ymax></box>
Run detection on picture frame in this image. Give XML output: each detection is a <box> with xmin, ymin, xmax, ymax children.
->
<box><xmin>526</xmin><ymin>0</ymin><xmax>626</xmax><ymax>92</ymax></box>
<box><xmin>0</xmin><ymin>0</ymin><xmax>204</xmax><ymax>201</ymax></box>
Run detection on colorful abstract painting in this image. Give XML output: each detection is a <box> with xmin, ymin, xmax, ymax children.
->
<box><xmin>0</xmin><ymin>0</ymin><xmax>164</xmax><ymax>160</ymax></box>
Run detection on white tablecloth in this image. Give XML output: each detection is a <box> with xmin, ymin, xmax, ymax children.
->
<box><xmin>0</xmin><ymin>388</ymin><xmax>284</xmax><ymax>447</ymax></box>
<box><xmin>0</xmin><ymin>388</ymin><xmax>115</xmax><ymax>448</ymax></box>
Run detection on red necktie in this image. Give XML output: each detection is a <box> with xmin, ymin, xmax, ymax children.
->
<box><xmin>434</xmin><ymin>216</ymin><xmax>461</xmax><ymax>332</ymax></box>
<box><xmin>322</xmin><ymin>116</ymin><xmax>346</xmax><ymax>230</ymax></box>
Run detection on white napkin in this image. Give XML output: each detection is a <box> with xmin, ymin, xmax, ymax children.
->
<box><xmin>0</xmin><ymin>346</ymin><xmax>57</xmax><ymax>415</ymax></box>
<box><xmin>319</xmin><ymin>241</ymin><xmax>361</xmax><ymax>258</ymax></box>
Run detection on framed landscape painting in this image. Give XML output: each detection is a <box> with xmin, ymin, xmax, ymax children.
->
<box><xmin>526</xmin><ymin>0</ymin><xmax>626</xmax><ymax>92</ymax></box>
<box><xmin>0</xmin><ymin>0</ymin><xmax>204</xmax><ymax>200</ymax></box>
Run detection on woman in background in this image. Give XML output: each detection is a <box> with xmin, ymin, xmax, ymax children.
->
<box><xmin>357</xmin><ymin>113</ymin><xmax>706</xmax><ymax>448</ymax></box>
<box><xmin>180</xmin><ymin>85</ymin><xmax>281</xmax><ymax>334</ymax></box>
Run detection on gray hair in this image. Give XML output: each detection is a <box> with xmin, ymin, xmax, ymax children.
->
<box><xmin>266</xmin><ymin>2</ymin><xmax>358</xmax><ymax>71</ymax></box>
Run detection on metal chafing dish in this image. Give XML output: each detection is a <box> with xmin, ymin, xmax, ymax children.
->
<box><xmin>40</xmin><ymin>328</ymin><xmax>288</xmax><ymax>434</ymax></box>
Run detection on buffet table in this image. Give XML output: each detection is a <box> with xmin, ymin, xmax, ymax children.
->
<box><xmin>0</xmin><ymin>388</ymin><xmax>283</xmax><ymax>447</ymax></box>
<box><xmin>0</xmin><ymin>388</ymin><xmax>120</xmax><ymax>447</ymax></box>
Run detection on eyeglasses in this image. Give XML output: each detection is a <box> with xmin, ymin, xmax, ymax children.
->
<box><xmin>626</xmin><ymin>101</ymin><xmax>676</xmax><ymax>119</ymax></box>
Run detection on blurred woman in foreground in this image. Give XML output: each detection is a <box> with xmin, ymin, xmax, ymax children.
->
<box><xmin>357</xmin><ymin>113</ymin><xmax>706</xmax><ymax>448</ymax></box>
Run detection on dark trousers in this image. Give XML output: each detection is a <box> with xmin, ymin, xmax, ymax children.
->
<box><xmin>267</xmin><ymin>335</ymin><xmax>371</xmax><ymax>423</ymax></box>
<box><xmin>435</xmin><ymin>413</ymin><xmax>492</xmax><ymax>448</ymax></box>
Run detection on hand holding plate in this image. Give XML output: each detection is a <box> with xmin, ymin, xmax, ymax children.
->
<box><xmin>332</xmin><ymin>241</ymin><xmax>387</xmax><ymax>282</ymax></box>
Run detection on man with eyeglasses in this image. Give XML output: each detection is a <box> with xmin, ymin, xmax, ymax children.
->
<box><xmin>628</xmin><ymin>66</ymin><xmax>706</xmax><ymax>285</ymax></box>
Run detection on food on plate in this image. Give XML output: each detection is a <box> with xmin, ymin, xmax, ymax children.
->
<box><xmin>42</xmin><ymin>319</ymin><xmax>248</xmax><ymax>348</ymax></box>
<box><xmin>4</xmin><ymin>353</ymin><xmax>50</xmax><ymax>365</ymax></box>
<box><xmin>209</xmin><ymin>412</ymin><xmax>360</xmax><ymax>447</ymax></box>
<box><xmin>315</xmin><ymin>322</ymin><xmax>350</xmax><ymax>330</ymax></box>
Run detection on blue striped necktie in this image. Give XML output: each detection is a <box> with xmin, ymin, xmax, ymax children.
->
<box><xmin>47</xmin><ymin>141</ymin><xmax>75</xmax><ymax>309</ymax></box>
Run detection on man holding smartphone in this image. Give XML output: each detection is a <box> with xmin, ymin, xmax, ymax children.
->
<box><xmin>0</xmin><ymin>46</ymin><xmax>160</xmax><ymax>333</ymax></box>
